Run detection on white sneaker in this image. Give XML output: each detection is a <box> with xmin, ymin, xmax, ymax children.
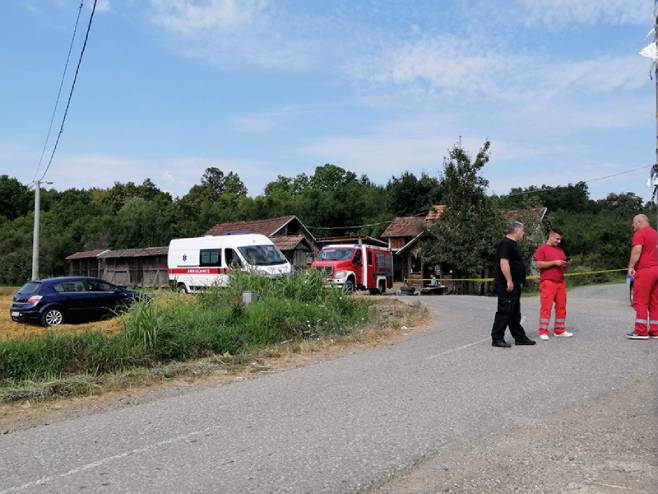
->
<box><xmin>539</xmin><ymin>333</ymin><xmax>549</xmax><ymax>341</ymax></box>
<box><xmin>555</xmin><ymin>331</ymin><xmax>573</xmax><ymax>337</ymax></box>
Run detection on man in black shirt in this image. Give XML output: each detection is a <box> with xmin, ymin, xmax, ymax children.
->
<box><xmin>491</xmin><ymin>221</ymin><xmax>536</xmax><ymax>348</ymax></box>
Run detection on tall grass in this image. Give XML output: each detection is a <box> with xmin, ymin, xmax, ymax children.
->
<box><xmin>0</xmin><ymin>270</ymin><xmax>368</xmax><ymax>384</ymax></box>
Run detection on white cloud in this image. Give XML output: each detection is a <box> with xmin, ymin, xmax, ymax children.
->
<box><xmin>28</xmin><ymin>153</ymin><xmax>274</xmax><ymax>197</ymax></box>
<box><xmin>514</xmin><ymin>0</ymin><xmax>651</xmax><ymax>28</ymax></box>
<box><xmin>94</xmin><ymin>0</ymin><xmax>112</xmax><ymax>13</ymax></box>
<box><xmin>299</xmin><ymin>121</ymin><xmax>548</xmax><ymax>184</ymax></box>
<box><xmin>150</xmin><ymin>0</ymin><xmax>269</xmax><ymax>33</ymax></box>
<box><xmin>362</xmin><ymin>34</ymin><xmax>648</xmax><ymax>103</ymax></box>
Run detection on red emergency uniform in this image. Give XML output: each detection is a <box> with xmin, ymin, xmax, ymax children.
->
<box><xmin>535</xmin><ymin>244</ymin><xmax>568</xmax><ymax>335</ymax></box>
<box><xmin>631</xmin><ymin>226</ymin><xmax>658</xmax><ymax>336</ymax></box>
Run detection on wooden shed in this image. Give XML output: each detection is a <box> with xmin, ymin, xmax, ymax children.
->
<box><xmin>98</xmin><ymin>247</ymin><xmax>169</xmax><ymax>289</ymax></box>
<box><xmin>65</xmin><ymin>249</ymin><xmax>109</xmax><ymax>278</ymax></box>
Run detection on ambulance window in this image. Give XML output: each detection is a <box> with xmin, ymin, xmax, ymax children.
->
<box><xmin>224</xmin><ymin>248</ymin><xmax>242</xmax><ymax>268</ymax></box>
<box><xmin>200</xmin><ymin>249</ymin><xmax>221</xmax><ymax>266</ymax></box>
<box><xmin>353</xmin><ymin>250</ymin><xmax>362</xmax><ymax>265</ymax></box>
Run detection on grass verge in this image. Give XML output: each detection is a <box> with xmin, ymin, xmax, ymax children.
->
<box><xmin>0</xmin><ymin>271</ymin><xmax>427</xmax><ymax>403</ymax></box>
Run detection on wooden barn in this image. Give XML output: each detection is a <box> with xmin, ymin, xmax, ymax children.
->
<box><xmin>65</xmin><ymin>249</ymin><xmax>108</xmax><ymax>278</ymax></box>
<box><xmin>98</xmin><ymin>247</ymin><xmax>169</xmax><ymax>288</ymax></box>
<box><xmin>206</xmin><ymin>215</ymin><xmax>319</xmax><ymax>268</ymax></box>
<box><xmin>66</xmin><ymin>247</ymin><xmax>169</xmax><ymax>289</ymax></box>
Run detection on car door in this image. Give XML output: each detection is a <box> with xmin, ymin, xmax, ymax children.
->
<box><xmin>52</xmin><ymin>280</ymin><xmax>91</xmax><ymax>320</ymax></box>
<box><xmin>85</xmin><ymin>279</ymin><xmax>120</xmax><ymax>318</ymax></box>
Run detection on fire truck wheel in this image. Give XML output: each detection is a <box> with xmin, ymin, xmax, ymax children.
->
<box><xmin>344</xmin><ymin>278</ymin><xmax>355</xmax><ymax>293</ymax></box>
<box><xmin>378</xmin><ymin>280</ymin><xmax>386</xmax><ymax>294</ymax></box>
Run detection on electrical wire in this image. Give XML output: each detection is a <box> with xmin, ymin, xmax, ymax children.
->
<box><xmin>308</xmin><ymin>164</ymin><xmax>649</xmax><ymax>231</ymax></box>
<box><xmin>32</xmin><ymin>1</ymin><xmax>85</xmax><ymax>184</ymax></box>
<box><xmin>38</xmin><ymin>0</ymin><xmax>98</xmax><ymax>183</ymax></box>
<box><xmin>306</xmin><ymin>209</ymin><xmax>429</xmax><ymax>230</ymax></box>
<box><xmin>502</xmin><ymin>164</ymin><xmax>648</xmax><ymax>198</ymax></box>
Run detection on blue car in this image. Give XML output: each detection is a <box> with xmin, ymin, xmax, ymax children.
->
<box><xmin>10</xmin><ymin>276</ymin><xmax>147</xmax><ymax>327</ymax></box>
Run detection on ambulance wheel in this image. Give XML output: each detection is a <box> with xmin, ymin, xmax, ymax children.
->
<box><xmin>378</xmin><ymin>280</ymin><xmax>386</xmax><ymax>294</ymax></box>
<box><xmin>344</xmin><ymin>278</ymin><xmax>355</xmax><ymax>293</ymax></box>
<box><xmin>177</xmin><ymin>283</ymin><xmax>188</xmax><ymax>294</ymax></box>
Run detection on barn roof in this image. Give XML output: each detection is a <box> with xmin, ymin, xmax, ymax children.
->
<box><xmin>206</xmin><ymin>216</ymin><xmax>296</xmax><ymax>237</ymax></box>
<box><xmin>97</xmin><ymin>246</ymin><xmax>169</xmax><ymax>259</ymax></box>
<box><xmin>65</xmin><ymin>249</ymin><xmax>109</xmax><ymax>260</ymax></box>
<box><xmin>381</xmin><ymin>217</ymin><xmax>426</xmax><ymax>239</ymax></box>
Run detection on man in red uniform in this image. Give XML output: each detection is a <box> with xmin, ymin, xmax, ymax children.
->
<box><xmin>627</xmin><ymin>214</ymin><xmax>658</xmax><ymax>339</ymax></box>
<box><xmin>535</xmin><ymin>228</ymin><xmax>572</xmax><ymax>340</ymax></box>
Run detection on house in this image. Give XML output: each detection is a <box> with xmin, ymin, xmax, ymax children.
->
<box><xmin>66</xmin><ymin>247</ymin><xmax>169</xmax><ymax>288</ymax></box>
<box><xmin>206</xmin><ymin>215</ymin><xmax>319</xmax><ymax>268</ymax></box>
<box><xmin>381</xmin><ymin>206</ymin><xmax>447</xmax><ymax>282</ymax></box>
<box><xmin>381</xmin><ymin>205</ymin><xmax>547</xmax><ymax>284</ymax></box>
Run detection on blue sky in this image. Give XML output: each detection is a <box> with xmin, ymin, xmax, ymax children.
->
<box><xmin>1</xmin><ymin>0</ymin><xmax>657</xmax><ymax>199</ymax></box>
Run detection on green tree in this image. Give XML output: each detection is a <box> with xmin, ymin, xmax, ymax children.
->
<box><xmin>422</xmin><ymin>141</ymin><xmax>504</xmax><ymax>277</ymax></box>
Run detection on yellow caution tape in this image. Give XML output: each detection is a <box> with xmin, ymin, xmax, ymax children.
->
<box><xmin>405</xmin><ymin>268</ymin><xmax>627</xmax><ymax>284</ymax></box>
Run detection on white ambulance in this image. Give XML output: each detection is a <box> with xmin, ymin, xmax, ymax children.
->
<box><xmin>167</xmin><ymin>234</ymin><xmax>292</xmax><ymax>293</ymax></box>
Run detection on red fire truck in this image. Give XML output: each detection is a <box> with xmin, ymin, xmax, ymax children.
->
<box><xmin>312</xmin><ymin>243</ymin><xmax>394</xmax><ymax>294</ymax></box>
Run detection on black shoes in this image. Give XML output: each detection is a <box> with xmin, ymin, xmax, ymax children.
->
<box><xmin>515</xmin><ymin>337</ymin><xmax>536</xmax><ymax>346</ymax></box>
<box><xmin>492</xmin><ymin>339</ymin><xmax>511</xmax><ymax>348</ymax></box>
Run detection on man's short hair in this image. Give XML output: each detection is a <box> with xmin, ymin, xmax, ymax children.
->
<box><xmin>550</xmin><ymin>228</ymin><xmax>563</xmax><ymax>236</ymax></box>
<box><xmin>505</xmin><ymin>220</ymin><xmax>524</xmax><ymax>234</ymax></box>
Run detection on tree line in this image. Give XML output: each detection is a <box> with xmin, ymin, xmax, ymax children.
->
<box><xmin>0</xmin><ymin>142</ymin><xmax>652</xmax><ymax>285</ymax></box>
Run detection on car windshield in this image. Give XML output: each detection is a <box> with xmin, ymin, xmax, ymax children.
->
<box><xmin>320</xmin><ymin>248</ymin><xmax>355</xmax><ymax>261</ymax></box>
<box><xmin>238</xmin><ymin>245</ymin><xmax>287</xmax><ymax>266</ymax></box>
<box><xmin>18</xmin><ymin>282</ymin><xmax>41</xmax><ymax>295</ymax></box>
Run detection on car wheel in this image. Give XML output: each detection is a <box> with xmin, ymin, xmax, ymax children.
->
<box><xmin>41</xmin><ymin>308</ymin><xmax>64</xmax><ymax>327</ymax></box>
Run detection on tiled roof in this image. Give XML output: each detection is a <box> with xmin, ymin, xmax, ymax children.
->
<box><xmin>98</xmin><ymin>246</ymin><xmax>169</xmax><ymax>259</ymax></box>
<box><xmin>381</xmin><ymin>217</ymin><xmax>426</xmax><ymax>238</ymax></box>
<box><xmin>425</xmin><ymin>204</ymin><xmax>447</xmax><ymax>222</ymax></box>
<box><xmin>65</xmin><ymin>249</ymin><xmax>108</xmax><ymax>261</ymax></box>
<box><xmin>271</xmin><ymin>235</ymin><xmax>305</xmax><ymax>251</ymax></box>
<box><xmin>206</xmin><ymin>216</ymin><xmax>296</xmax><ymax>237</ymax></box>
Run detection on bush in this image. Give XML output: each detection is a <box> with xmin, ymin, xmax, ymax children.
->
<box><xmin>0</xmin><ymin>271</ymin><xmax>368</xmax><ymax>384</ymax></box>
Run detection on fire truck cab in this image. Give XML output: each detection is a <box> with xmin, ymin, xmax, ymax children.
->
<box><xmin>312</xmin><ymin>244</ymin><xmax>393</xmax><ymax>294</ymax></box>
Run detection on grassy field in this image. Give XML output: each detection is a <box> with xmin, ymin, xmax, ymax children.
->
<box><xmin>0</xmin><ymin>271</ymin><xmax>376</xmax><ymax>394</ymax></box>
<box><xmin>0</xmin><ymin>292</ymin><xmax>122</xmax><ymax>341</ymax></box>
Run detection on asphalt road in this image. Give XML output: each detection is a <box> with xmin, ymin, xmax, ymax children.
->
<box><xmin>1</xmin><ymin>284</ymin><xmax>656</xmax><ymax>493</ymax></box>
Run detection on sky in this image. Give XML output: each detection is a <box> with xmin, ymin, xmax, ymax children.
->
<box><xmin>2</xmin><ymin>0</ymin><xmax>657</xmax><ymax>200</ymax></box>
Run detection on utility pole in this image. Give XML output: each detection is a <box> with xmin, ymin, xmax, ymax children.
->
<box><xmin>31</xmin><ymin>181</ymin><xmax>42</xmax><ymax>281</ymax></box>
<box><xmin>651</xmin><ymin>0</ymin><xmax>658</xmax><ymax>228</ymax></box>
<box><xmin>31</xmin><ymin>180</ymin><xmax>52</xmax><ymax>281</ymax></box>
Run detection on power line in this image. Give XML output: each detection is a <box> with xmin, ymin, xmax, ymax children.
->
<box><xmin>308</xmin><ymin>164</ymin><xmax>649</xmax><ymax>231</ymax></box>
<box><xmin>307</xmin><ymin>209</ymin><xmax>429</xmax><ymax>230</ymax></box>
<box><xmin>32</xmin><ymin>1</ymin><xmax>85</xmax><ymax>184</ymax></box>
<box><xmin>38</xmin><ymin>0</ymin><xmax>98</xmax><ymax>182</ymax></box>
<box><xmin>502</xmin><ymin>165</ymin><xmax>648</xmax><ymax>198</ymax></box>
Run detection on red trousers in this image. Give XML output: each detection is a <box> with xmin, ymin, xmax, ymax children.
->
<box><xmin>632</xmin><ymin>266</ymin><xmax>658</xmax><ymax>336</ymax></box>
<box><xmin>539</xmin><ymin>280</ymin><xmax>567</xmax><ymax>333</ymax></box>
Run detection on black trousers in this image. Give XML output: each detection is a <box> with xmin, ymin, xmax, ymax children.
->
<box><xmin>491</xmin><ymin>283</ymin><xmax>528</xmax><ymax>342</ymax></box>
